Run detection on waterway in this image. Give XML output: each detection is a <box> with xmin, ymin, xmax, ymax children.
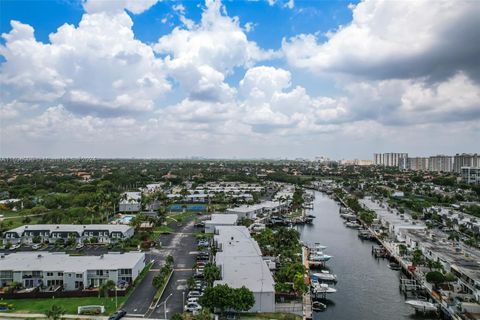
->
<box><xmin>298</xmin><ymin>191</ymin><xmax>437</xmax><ymax>320</ymax></box>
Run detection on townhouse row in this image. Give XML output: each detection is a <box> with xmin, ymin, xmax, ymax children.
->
<box><xmin>3</xmin><ymin>224</ymin><xmax>134</xmax><ymax>245</ymax></box>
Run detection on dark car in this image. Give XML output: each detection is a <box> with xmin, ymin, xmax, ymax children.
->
<box><xmin>108</xmin><ymin>309</ymin><xmax>126</xmax><ymax>320</ymax></box>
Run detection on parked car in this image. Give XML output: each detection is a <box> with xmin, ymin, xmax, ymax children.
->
<box><xmin>187</xmin><ymin>297</ymin><xmax>199</xmax><ymax>304</ymax></box>
<box><xmin>9</xmin><ymin>244</ymin><xmax>20</xmax><ymax>251</ymax></box>
<box><xmin>76</xmin><ymin>243</ymin><xmax>84</xmax><ymax>250</ymax></box>
<box><xmin>108</xmin><ymin>309</ymin><xmax>126</xmax><ymax>320</ymax></box>
<box><xmin>188</xmin><ymin>290</ymin><xmax>203</xmax><ymax>298</ymax></box>
<box><xmin>194</xmin><ymin>222</ymin><xmax>205</xmax><ymax>228</ymax></box>
<box><xmin>197</xmin><ymin>240</ymin><xmax>209</xmax><ymax>247</ymax></box>
<box><xmin>184</xmin><ymin>302</ymin><xmax>202</xmax><ymax>312</ymax></box>
<box><xmin>31</xmin><ymin>243</ymin><xmax>42</xmax><ymax>250</ymax></box>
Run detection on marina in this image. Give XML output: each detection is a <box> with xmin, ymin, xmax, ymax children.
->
<box><xmin>299</xmin><ymin>190</ymin><xmax>438</xmax><ymax>320</ymax></box>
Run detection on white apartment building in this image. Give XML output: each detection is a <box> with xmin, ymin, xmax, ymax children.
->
<box><xmin>3</xmin><ymin>224</ymin><xmax>134</xmax><ymax>245</ymax></box>
<box><xmin>213</xmin><ymin>226</ymin><xmax>275</xmax><ymax>312</ymax></box>
<box><xmin>429</xmin><ymin>155</ymin><xmax>453</xmax><ymax>172</ymax></box>
<box><xmin>0</xmin><ymin>252</ymin><xmax>145</xmax><ymax>290</ymax></box>
<box><xmin>119</xmin><ymin>192</ymin><xmax>142</xmax><ymax>212</ymax></box>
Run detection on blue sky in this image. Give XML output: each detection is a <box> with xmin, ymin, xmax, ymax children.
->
<box><xmin>0</xmin><ymin>0</ymin><xmax>479</xmax><ymax>159</ymax></box>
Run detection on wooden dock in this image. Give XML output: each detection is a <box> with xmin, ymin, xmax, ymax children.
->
<box><xmin>302</xmin><ymin>246</ymin><xmax>312</xmax><ymax>319</ymax></box>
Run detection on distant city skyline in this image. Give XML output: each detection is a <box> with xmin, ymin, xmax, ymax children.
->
<box><xmin>1</xmin><ymin>0</ymin><xmax>479</xmax><ymax>158</ymax></box>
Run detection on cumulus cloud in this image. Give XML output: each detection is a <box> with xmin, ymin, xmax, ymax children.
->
<box><xmin>83</xmin><ymin>0</ymin><xmax>160</xmax><ymax>14</ymax></box>
<box><xmin>282</xmin><ymin>0</ymin><xmax>480</xmax><ymax>82</ymax></box>
<box><xmin>0</xmin><ymin>13</ymin><xmax>170</xmax><ymax>117</ymax></box>
<box><xmin>154</xmin><ymin>0</ymin><xmax>279</xmax><ymax>102</ymax></box>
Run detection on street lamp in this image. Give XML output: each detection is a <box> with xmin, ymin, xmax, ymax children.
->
<box><xmin>182</xmin><ymin>291</ymin><xmax>185</xmax><ymax>310</ymax></box>
<box><xmin>159</xmin><ymin>293</ymin><xmax>173</xmax><ymax>320</ymax></box>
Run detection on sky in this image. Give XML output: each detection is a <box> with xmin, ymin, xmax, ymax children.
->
<box><xmin>0</xmin><ymin>0</ymin><xmax>479</xmax><ymax>160</ymax></box>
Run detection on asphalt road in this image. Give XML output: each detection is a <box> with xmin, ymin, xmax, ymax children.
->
<box><xmin>123</xmin><ymin>219</ymin><xmax>198</xmax><ymax>319</ymax></box>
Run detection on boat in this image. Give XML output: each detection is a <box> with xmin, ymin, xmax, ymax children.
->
<box><xmin>388</xmin><ymin>262</ymin><xmax>402</xmax><ymax>270</ymax></box>
<box><xmin>309</xmin><ymin>243</ymin><xmax>328</xmax><ymax>250</ymax></box>
<box><xmin>340</xmin><ymin>213</ymin><xmax>357</xmax><ymax>220</ymax></box>
<box><xmin>405</xmin><ymin>300</ymin><xmax>438</xmax><ymax>312</ymax></box>
<box><xmin>312</xmin><ymin>283</ymin><xmax>337</xmax><ymax>294</ymax></box>
<box><xmin>311</xmin><ymin>270</ymin><xmax>337</xmax><ymax>283</ymax></box>
<box><xmin>345</xmin><ymin>221</ymin><xmax>361</xmax><ymax>229</ymax></box>
<box><xmin>312</xmin><ymin>301</ymin><xmax>326</xmax><ymax>312</ymax></box>
<box><xmin>310</xmin><ymin>253</ymin><xmax>332</xmax><ymax>262</ymax></box>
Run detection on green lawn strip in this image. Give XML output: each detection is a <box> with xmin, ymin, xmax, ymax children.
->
<box><xmin>0</xmin><ymin>296</ymin><xmax>126</xmax><ymax>315</ymax></box>
<box><xmin>152</xmin><ymin>225</ymin><xmax>174</xmax><ymax>236</ymax></box>
<box><xmin>152</xmin><ymin>270</ymin><xmax>173</xmax><ymax>301</ymax></box>
<box><xmin>1</xmin><ymin>262</ymin><xmax>154</xmax><ymax>316</ymax></box>
<box><xmin>240</xmin><ymin>313</ymin><xmax>302</xmax><ymax>320</ymax></box>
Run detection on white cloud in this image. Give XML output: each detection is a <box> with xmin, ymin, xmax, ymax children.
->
<box><xmin>154</xmin><ymin>0</ymin><xmax>279</xmax><ymax>102</ymax></box>
<box><xmin>0</xmin><ymin>13</ymin><xmax>170</xmax><ymax>117</ymax></box>
<box><xmin>282</xmin><ymin>0</ymin><xmax>480</xmax><ymax>81</ymax></box>
<box><xmin>83</xmin><ymin>0</ymin><xmax>160</xmax><ymax>14</ymax></box>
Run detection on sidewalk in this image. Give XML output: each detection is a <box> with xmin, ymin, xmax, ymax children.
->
<box><xmin>0</xmin><ymin>313</ymin><xmax>163</xmax><ymax>320</ymax></box>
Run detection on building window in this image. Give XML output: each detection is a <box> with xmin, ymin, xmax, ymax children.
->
<box><xmin>76</xmin><ymin>274</ymin><xmax>82</xmax><ymax>279</ymax></box>
<box><xmin>47</xmin><ymin>272</ymin><xmax>53</xmax><ymax>277</ymax></box>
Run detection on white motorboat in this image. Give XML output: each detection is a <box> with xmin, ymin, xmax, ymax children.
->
<box><xmin>312</xmin><ymin>301</ymin><xmax>326</xmax><ymax>312</ymax></box>
<box><xmin>345</xmin><ymin>221</ymin><xmax>361</xmax><ymax>229</ymax></box>
<box><xmin>405</xmin><ymin>300</ymin><xmax>438</xmax><ymax>312</ymax></box>
<box><xmin>310</xmin><ymin>253</ymin><xmax>332</xmax><ymax>262</ymax></box>
<box><xmin>312</xmin><ymin>270</ymin><xmax>337</xmax><ymax>283</ymax></box>
<box><xmin>310</xmin><ymin>243</ymin><xmax>328</xmax><ymax>250</ymax></box>
<box><xmin>312</xmin><ymin>283</ymin><xmax>337</xmax><ymax>294</ymax></box>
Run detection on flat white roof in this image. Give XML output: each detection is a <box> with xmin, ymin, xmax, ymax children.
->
<box><xmin>214</xmin><ymin>226</ymin><xmax>274</xmax><ymax>293</ymax></box>
<box><xmin>6</xmin><ymin>224</ymin><xmax>133</xmax><ymax>236</ymax></box>
<box><xmin>207</xmin><ymin>214</ymin><xmax>238</xmax><ymax>225</ymax></box>
<box><xmin>0</xmin><ymin>252</ymin><xmax>144</xmax><ymax>273</ymax></box>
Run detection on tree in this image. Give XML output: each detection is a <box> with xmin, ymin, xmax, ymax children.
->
<box><xmin>98</xmin><ymin>280</ymin><xmax>116</xmax><ymax>299</ymax></box>
<box><xmin>45</xmin><ymin>304</ymin><xmax>65</xmax><ymax>320</ymax></box>
<box><xmin>203</xmin><ymin>263</ymin><xmax>221</xmax><ymax>286</ymax></box>
<box><xmin>199</xmin><ymin>284</ymin><xmax>254</xmax><ymax>314</ymax></box>
<box><xmin>426</xmin><ymin>271</ymin><xmax>445</xmax><ymax>290</ymax></box>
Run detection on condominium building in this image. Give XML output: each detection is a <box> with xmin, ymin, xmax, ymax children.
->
<box><xmin>454</xmin><ymin>154</ymin><xmax>480</xmax><ymax>173</ymax></box>
<box><xmin>3</xmin><ymin>224</ymin><xmax>134</xmax><ymax>245</ymax></box>
<box><xmin>405</xmin><ymin>157</ymin><xmax>430</xmax><ymax>171</ymax></box>
<box><xmin>429</xmin><ymin>155</ymin><xmax>453</xmax><ymax>172</ymax></box>
<box><xmin>204</xmin><ymin>214</ymin><xmax>238</xmax><ymax>233</ymax></box>
<box><xmin>0</xmin><ymin>252</ymin><xmax>145</xmax><ymax>290</ymax></box>
<box><xmin>213</xmin><ymin>226</ymin><xmax>275</xmax><ymax>312</ymax></box>
<box><xmin>119</xmin><ymin>192</ymin><xmax>142</xmax><ymax>212</ymax></box>
<box><xmin>462</xmin><ymin>167</ymin><xmax>480</xmax><ymax>185</ymax></box>
<box><xmin>373</xmin><ymin>153</ymin><xmax>408</xmax><ymax>168</ymax></box>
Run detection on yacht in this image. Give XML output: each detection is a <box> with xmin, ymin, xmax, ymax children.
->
<box><xmin>310</xmin><ymin>252</ymin><xmax>333</xmax><ymax>262</ymax></box>
<box><xmin>312</xmin><ymin>283</ymin><xmax>337</xmax><ymax>294</ymax></box>
<box><xmin>311</xmin><ymin>270</ymin><xmax>337</xmax><ymax>283</ymax></box>
<box><xmin>405</xmin><ymin>300</ymin><xmax>438</xmax><ymax>312</ymax></box>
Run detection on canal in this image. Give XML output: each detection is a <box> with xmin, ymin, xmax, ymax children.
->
<box><xmin>298</xmin><ymin>191</ymin><xmax>436</xmax><ymax>320</ymax></box>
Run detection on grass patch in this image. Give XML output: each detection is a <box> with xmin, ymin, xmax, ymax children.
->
<box><xmin>240</xmin><ymin>313</ymin><xmax>301</xmax><ymax>320</ymax></box>
<box><xmin>152</xmin><ymin>225</ymin><xmax>174</xmax><ymax>236</ymax></box>
<box><xmin>0</xmin><ymin>296</ymin><xmax>127</xmax><ymax>315</ymax></box>
<box><xmin>1</xmin><ymin>262</ymin><xmax>154</xmax><ymax>316</ymax></box>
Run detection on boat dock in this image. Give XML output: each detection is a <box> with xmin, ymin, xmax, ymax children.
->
<box><xmin>302</xmin><ymin>246</ymin><xmax>313</xmax><ymax>319</ymax></box>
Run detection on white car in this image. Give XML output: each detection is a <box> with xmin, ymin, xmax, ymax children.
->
<box><xmin>9</xmin><ymin>244</ymin><xmax>20</xmax><ymax>250</ymax></box>
<box><xmin>184</xmin><ymin>302</ymin><xmax>202</xmax><ymax>312</ymax></box>
<box><xmin>31</xmin><ymin>243</ymin><xmax>42</xmax><ymax>250</ymax></box>
<box><xmin>187</xmin><ymin>297</ymin><xmax>199</xmax><ymax>304</ymax></box>
<box><xmin>187</xmin><ymin>291</ymin><xmax>203</xmax><ymax>298</ymax></box>
<box><xmin>76</xmin><ymin>243</ymin><xmax>84</xmax><ymax>249</ymax></box>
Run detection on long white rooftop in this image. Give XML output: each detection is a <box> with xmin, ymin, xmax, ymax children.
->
<box><xmin>0</xmin><ymin>252</ymin><xmax>144</xmax><ymax>273</ymax></box>
<box><xmin>214</xmin><ymin>226</ymin><xmax>274</xmax><ymax>293</ymax></box>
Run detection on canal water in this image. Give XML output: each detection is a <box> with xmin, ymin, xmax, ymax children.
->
<box><xmin>299</xmin><ymin>191</ymin><xmax>437</xmax><ymax>320</ymax></box>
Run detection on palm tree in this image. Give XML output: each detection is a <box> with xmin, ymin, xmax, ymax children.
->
<box><xmin>98</xmin><ymin>280</ymin><xmax>116</xmax><ymax>299</ymax></box>
<box><xmin>45</xmin><ymin>304</ymin><xmax>65</xmax><ymax>320</ymax></box>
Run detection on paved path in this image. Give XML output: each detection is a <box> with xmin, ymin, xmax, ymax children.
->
<box><xmin>0</xmin><ymin>313</ymin><xmax>163</xmax><ymax>320</ymax></box>
<box><xmin>123</xmin><ymin>219</ymin><xmax>197</xmax><ymax>318</ymax></box>
<box><xmin>148</xmin><ymin>221</ymin><xmax>197</xmax><ymax>319</ymax></box>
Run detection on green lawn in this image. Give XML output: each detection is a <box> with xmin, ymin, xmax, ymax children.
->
<box><xmin>1</xmin><ymin>262</ymin><xmax>153</xmax><ymax>316</ymax></box>
<box><xmin>152</xmin><ymin>225</ymin><xmax>174</xmax><ymax>236</ymax></box>
<box><xmin>1</xmin><ymin>295</ymin><xmax>127</xmax><ymax>315</ymax></box>
<box><xmin>240</xmin><ymin>313</ymin><xmax>301</xmax><ymax>320</ymax></box>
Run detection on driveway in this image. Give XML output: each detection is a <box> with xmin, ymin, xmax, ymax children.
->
<box><xmin>123</xmin><ymin>219</ymin><xmax>198</xmax><ymax>318</ymax></box>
